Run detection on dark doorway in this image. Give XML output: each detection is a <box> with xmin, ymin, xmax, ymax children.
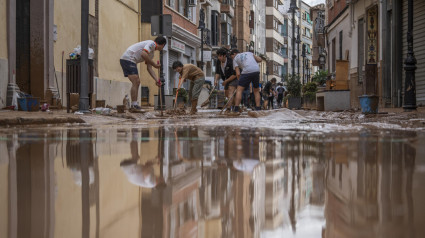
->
<box><xmin>16</xmin><ymin>0</ymin><xmax>31</xmax><ymax>94</ymax></box>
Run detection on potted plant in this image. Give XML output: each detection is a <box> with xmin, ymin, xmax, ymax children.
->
<box><xmin>285</xmin><ymin>74</ymin><xmax>302</xmax><ymax>109</ymax></box>
<box><xmin>176</xmin><ymin>88</ymin><xmax>189</xmax><ymax>108</ymax></box>
<box><xmin>311</xmin><ymin>69</ymin><xmax>328</xmax><ymax>87</ymax></box>
<box><xmin>302</xmin><ymin>82</ymin><xmax>317</xmax><ymax>109</ymax></box>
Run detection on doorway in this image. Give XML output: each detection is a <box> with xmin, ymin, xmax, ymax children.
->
<box><xmin>16</xmin><ymin>0</ymin><xmax>31</xmax><ymax>94</ymax></box>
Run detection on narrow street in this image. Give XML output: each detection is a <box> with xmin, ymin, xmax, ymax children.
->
<box><xmin>1</xmin><ymin>108</ymin><xmax>425</xmax><ymax>237</ymax></box>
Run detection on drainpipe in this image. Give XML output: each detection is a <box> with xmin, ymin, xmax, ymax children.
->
<box><xmin>6</xmin><ymin>0</ymin><xmax>19</xmax><ymax>107</ymax></box>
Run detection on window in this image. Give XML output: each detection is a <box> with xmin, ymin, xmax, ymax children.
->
<box><xmin>306</xmin><ymin>28</ymin><xmax>311</xmax><ymax>38</ymax></box>
<box><xmin>211</xmin><ymin>11</ymin><xmax>219</xmax><ymax>46</ymax></box>
<box><xmin>166</xmin><ymin>0</ymin><xmax>193</xmax><ymax>20</ymax></box>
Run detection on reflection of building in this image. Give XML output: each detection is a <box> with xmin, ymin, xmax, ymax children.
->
<box><xmin>324</xmin><ymin>134</ymin><xmax>424</xmax><ymax>238</ymax></box>
<box><xmin>265</xmin><ymin>159</ymin><xmax>285</xmax><ymax>229</ymax></box>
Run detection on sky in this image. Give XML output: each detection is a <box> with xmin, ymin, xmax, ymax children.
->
<box><xmin>303</xmin><ymin>0</ymin><xmax>325</xmax><ymax>6</ymax></box>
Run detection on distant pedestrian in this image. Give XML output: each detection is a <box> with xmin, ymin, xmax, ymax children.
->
<box><xmin>229</xmin><ymin>49</ymin><xmax>263</xmax><ymax>116</ymax></box>
<box><xmin>263</xmin><ymin>78</ymin><xmax>276</xmax><ymax>110</ymax></box>
<box><xmin>214</xmin><ymin>48</ymin><xmax>237</xmax><ymax>113</ymax></box>
<box><xmin>276</xmin><ymin>83</ymin><xmax>285</xmax><ymax>108</ymax></box>
<box><xmin>172</xmin><ymin>61</ymin><xmax>206</xmax><ymax>115</ymax></box>
<box><xmin>120</xmin><ymin>36</ymin><xmax>166</xmax><ymax>112</ymax></box>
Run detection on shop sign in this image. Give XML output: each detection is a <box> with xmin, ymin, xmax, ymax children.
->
<box><xmin>171</xmin><ymin>39</ymin><xmax>185</xmax><ymax>53</ymax></box>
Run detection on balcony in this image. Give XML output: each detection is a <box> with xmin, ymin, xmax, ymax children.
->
<box><xmin>266</xmin><ymin>7</ymin><xmax>284</xmax><ymax>24</ymax></box>
<box><xmin>266</xmin><ymin>29</ymin><xmax>284</xmax><ymax>44</ymax></box>
<box><xmin>221</xmin><ymin>4</ymin><xmax>234</xmax><ymax>18</ymax></box>
<box><xmin>266</xmin><ymin>52</ymin><xmax>284</xmax><ymax>65</ymax></box>
<box><xmin>199</xmin><ymin>0</ymin><xmax>213</xmax><ymax>6</ymax></box>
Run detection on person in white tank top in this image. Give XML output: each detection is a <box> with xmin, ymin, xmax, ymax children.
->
<box><xmin>120</xmin><ymin>36</ymin><xmax>167</xmax><ymax>111</ymax></box>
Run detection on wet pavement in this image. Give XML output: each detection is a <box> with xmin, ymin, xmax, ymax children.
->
<box><xmin>1</xmin><ymin>124</ymin><xmax>425</xmax><ymax>238</ymax></box>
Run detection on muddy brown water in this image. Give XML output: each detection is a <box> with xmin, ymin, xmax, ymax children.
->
<box><xmin>0</xmin><ymin>126</ymin><xmax>424</xmax><ymax>238</ymax></box>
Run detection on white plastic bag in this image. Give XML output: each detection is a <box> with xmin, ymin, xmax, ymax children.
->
<box><xmin>73</xmin><ymin>45</ymin><xmax>81</xmax><ymax>55</ymax></box>
<box><xmin>89</xmin><ymin>48</ymin><xmax>94</xmax><ymax>59</ymax></box>
<box><xmin>12</xmin><ymin>91</ymin><xmax>19</xmax><ymax>110</ymax></box>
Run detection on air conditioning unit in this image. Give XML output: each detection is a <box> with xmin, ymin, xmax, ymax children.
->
<box><xmin>283</xmin><ymin>44</ymin><xmax>288</xmax><ymax>48</ymax></box>
<box><xmin>221</xmin><ymin>13</ymin><xmax>227</xmax><ymax>23</ymax></box>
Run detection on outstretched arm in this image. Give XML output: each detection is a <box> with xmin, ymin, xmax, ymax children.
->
<box><xmin>146</xmin><ymin>64</ymin><xmax>160</xmax><ymax>86</ymax></box>
<box><xmin>235</xmin><ymin>67</ymin><xmax>241</xmax><ymax>80</ymax></box>
<box><xmin>254</xmin><ymin>55</ymin><xmax>262</xmax><ymax>63</ymax></box>
<box><xmin>141</xmin><ymin>51</ymin><xmax>160</xmax><ymax>68</ymax></box>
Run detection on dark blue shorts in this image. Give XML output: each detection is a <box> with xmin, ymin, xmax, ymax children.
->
<box><xmin>120</xmin><ymin>59</ymin><xmax>138</xmax><ymax>77</ymax></box>
<box><xmin>238</xmin><ymin>72</ymin><xmax>260</xmax><ymax>89</ymax></box>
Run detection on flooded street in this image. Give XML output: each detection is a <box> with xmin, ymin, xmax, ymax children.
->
<box><xmin>1</xmin><ymin>124</ymin><xmax>425</xmax><ymax>238</ymax></box>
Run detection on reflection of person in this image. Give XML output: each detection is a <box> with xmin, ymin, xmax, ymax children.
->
<box><xmin>229</xmin><ymin>49</ymin><xmax>263</xmax><ymax>115</ymax></box>
<box><xmin>215</xmin><ymin>48</ymin><xmax>237</xmax><ymax>113</ymax></box>
<box><xmin>120</xmin><ymin>159</ymin><xmax>163</xmax><ymax>188</ymax></box>
<box><xmin>120</xmin><ymin>130</ymin><xmax>164</xmax><ymax>188</ymax></box>
<box><xmin>232</xmin><ymin>159</ymin><xmax>260</xmax><ymax>173</ymax></box>
<box><xmin>172</xmin><ymin>61</ymin><xmax>206</xmax><ymax>114</ymax></box>
<box><xmin>120</xmin><ymin>36</ymin><xmax>166</xmax><ymax>112</ymax></box>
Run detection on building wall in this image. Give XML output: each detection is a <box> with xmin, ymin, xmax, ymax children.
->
<box><xmin>349</xmin><ymin>0</ymin><xmax>375</xmax><ymax>108</ymax></box>
<box><xmin>0</xmin><ymin>0</ymin><xmax>6</xmax><ymax>59</ymax></box>
<box><xmin>0</xmin><ymin>0</ymin><xmax>8</xmax><ymax>108</ymax></box>
<box><xmin>327</xmin><ymin>0</ymin><xmax>347</xmax><ymax>24</ymax></box>
<box><xmin>53</xmin><ymin>0</ymin><xmax>147</xmax><ymax>107</ymax></box>
<box><xmin>327</xmin><ymin>11</ymin><xmax>350</xmax><ymax>73</ymax></box>
<box><xmin>235</xmin><ymin>0</ymin><xmax>251</xmax><ymax>51</ymax></box>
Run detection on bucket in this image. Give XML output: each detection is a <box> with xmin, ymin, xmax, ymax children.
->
<box><xmin>359</xmin><ymin>95</ymin><xmax>379</xmax><ymax>114</ymax></box>
<box><xmin>18</xmin><ymin>97</ymin><xmax>40</xmax><ymax>111</ymax></box>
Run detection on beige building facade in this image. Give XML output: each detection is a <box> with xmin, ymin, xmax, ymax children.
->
<box><xmin>1</xmin><ymin>0</ymin><xmax>161</xmax><ymax>109</ymax></box>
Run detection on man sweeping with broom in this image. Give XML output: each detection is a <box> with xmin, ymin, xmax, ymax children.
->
<box><xmin>172</xmin><ymin>61</ymin><xmax>205</xmax><ymax>115</ymax></box>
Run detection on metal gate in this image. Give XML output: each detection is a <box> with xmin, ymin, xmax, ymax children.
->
<box><xmin>403</xmin><ymin>0</ymin><xmax>425</xmax><ymax>105</ymax></box>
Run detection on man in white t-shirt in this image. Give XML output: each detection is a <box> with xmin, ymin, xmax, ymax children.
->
<box><xmin>229</xmin><ymin>49</ymin><xmax>263</xmax><ymax>115</ymax></box>
<box><xmin>120</xmin><ymin>36</ymin><xmax>167</xmax><ymax>111</ymax></box>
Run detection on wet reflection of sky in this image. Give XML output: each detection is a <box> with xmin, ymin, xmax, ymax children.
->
<box><xmin>0</xmin><ymin>127</ymin><xmax>424</xmax><ymax>238</ymax></box>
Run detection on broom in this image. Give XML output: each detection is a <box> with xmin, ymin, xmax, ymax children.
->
<box><xmin>200</xmin><ymin>85</ymin><xmax>216</xmax><ymax>108</ymax></box>
<box><xmin>219</xmin><ymin>90</ymin><xmax>237</xmax><ymax>115</ymax></box>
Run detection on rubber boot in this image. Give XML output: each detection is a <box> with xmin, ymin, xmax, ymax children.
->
<box><xmin>190</xmin><ymin>99</ymin><xmax>198</xmax><ymax>115</ymax></box>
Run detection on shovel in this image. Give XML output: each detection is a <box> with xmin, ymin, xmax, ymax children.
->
<box><xmin>173</xmin><ymin>77</ymin><xmax>184</xmax><ymax>112</ymax></box>
<box><xmin>157</xmin><ymin>61</ymin><xmax>163</xmax><ymax>116</ymax></box>
<box><xmin>201</xmin><ymin>85</ymin><xmax>216</xmax><ymax>108</ymax></box>
<box><xmin>218</xmin><ymin>90</ymin><xmax>237</xmax><ymax>115</ymax></box>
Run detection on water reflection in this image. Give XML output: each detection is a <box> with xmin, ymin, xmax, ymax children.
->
<box><xmin>0</xmin><ymin>127</ymin><xmax>424</xmax><ymax>237</ymax></box>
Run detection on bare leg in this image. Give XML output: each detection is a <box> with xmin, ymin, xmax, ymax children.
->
<box><xmin>228</xmin><ymin>86</ymin><xmax>236</xmax><ymax>108</ymax></box>
<box><xmin>254</xmin><ymin>88</ymin><xmax>261</xmax><ymax>108</ymax></box>
<box><xmin>234</xmin><ymin>86</ymin><xmax>245</xmax><ymax>107</ymax></box>
<box><xmin>128</xmin><ymin>74</ymin><xmax>140</xmax><ymax>102</ymax></box>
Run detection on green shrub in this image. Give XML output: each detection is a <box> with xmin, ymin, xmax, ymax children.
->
<box><xmin>285</xmin><ymin>74</ymin><xmax>302</xmax><ymax>98</ymax></box>
<box><xmin>312</xmin><ymin>70</ymin><xmax>328</xmax><ymax>86</ymax></box>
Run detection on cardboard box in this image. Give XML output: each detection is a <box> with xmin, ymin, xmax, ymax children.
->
<box><xmin>336</xmin><ymin>60</ymin><xmax>349</xmax><ymax>81</ymax></box>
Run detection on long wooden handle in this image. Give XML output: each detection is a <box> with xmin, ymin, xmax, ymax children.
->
<box><xmin>219</xmin><ymin>90</ymin><xmax>236</xmax><ymax>114</ymax></box>
<box><xmin>157</xmin><ymin>61</ymin><xmax>163</xmax><ymax>116</ymax></box>
<box><xmin>174</xmin><ymin>77</ymin><xmax>183</xmax><ymax>110</ymax></box>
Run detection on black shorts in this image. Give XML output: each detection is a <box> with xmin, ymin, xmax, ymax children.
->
<box><xmin>238</xmin><ymin>72</ymin><xmax>260</xmax><ymax>89</ymax></box>
<box><xmin>120</xmin><ymin>59</ymin><xmax>138</xmax><ymax>77</ymax></box>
